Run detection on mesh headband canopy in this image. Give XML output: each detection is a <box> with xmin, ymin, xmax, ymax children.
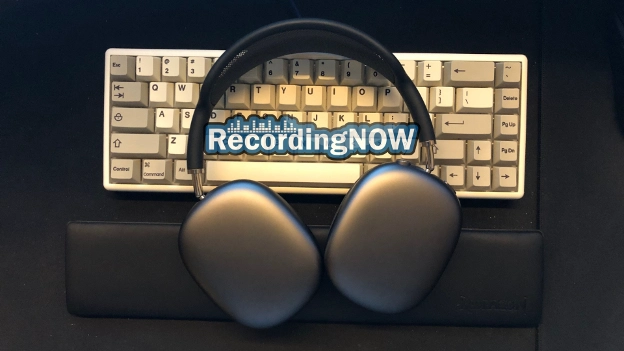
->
<box><xmin>188</xmin><ymin>19</ymin><xmax>435</xmax><ymax>170</ymax></box>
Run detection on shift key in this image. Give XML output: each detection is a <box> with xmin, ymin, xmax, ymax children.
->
<box><xmin>443</xmin><ymin>61</ymin><xmax>494</xmax><ymax>87</ymax></box>
<box><xmin>110</xmin><ymin>133</ymin><xmax>166</xmax><ymax>158</ymax></box>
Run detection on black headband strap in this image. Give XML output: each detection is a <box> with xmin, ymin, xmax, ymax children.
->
<box><xmin>187</xmin><ymin>18</ymin><xmax>437</xmax><ymax>199</ymax></box>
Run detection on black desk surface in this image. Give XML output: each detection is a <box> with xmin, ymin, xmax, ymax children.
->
<box><xmin>0</xmin><ymin>0</ymin><xmax>622</xmax><ymax>350</ymax></box>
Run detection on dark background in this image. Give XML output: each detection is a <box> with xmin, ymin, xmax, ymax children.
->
<box><xmin>1</xmin><ymin>0</ymin><xmax>623</xmax><ymax>349</ymax></box>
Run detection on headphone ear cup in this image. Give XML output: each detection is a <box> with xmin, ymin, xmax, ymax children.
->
<box><xmin>179</xmin><ymin>180</ymin><xmax>321</xmax><ymax>328</ymax></box>
<box><xmin>325</xmin><ymin>162</ymin><xmax>461</xmax><ymax>313</ymax></box>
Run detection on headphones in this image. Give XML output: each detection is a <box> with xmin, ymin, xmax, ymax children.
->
<box><xmin>179</xmin><ymin>18</ymin><xmax>461</xmax><ymax>328</ymax></box>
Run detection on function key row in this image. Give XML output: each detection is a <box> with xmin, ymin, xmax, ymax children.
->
<box><xmin>111</xmin><ymin>55</ymin><xmax>521</xmax><ymax>87</ymax></box>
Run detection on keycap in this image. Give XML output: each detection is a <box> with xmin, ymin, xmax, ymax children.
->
<box><xmin>155</xmin><ymin>108</ymin><xmax>180</xmax><ymax>133</ymax></box>
<box><xmin>110</xmin><ymin>55</ymin><xmax>135</xmax><ymax>81</ymax></box>
<box><xmin>443</xmin><ymin>61</ymin><xmax>495</xmax><ymax>87</ymax></box>
<box><xmin>429</xmin><ymin>87</ymin><xmax>454</xmax><ymax>113</ymax></box>
<box><xmin>142</xmin><ymin>159</ymin><xmax>173</xmax><ymax>184</ymax></box>
<box><xmin>467</xmin><ymin>140</ymin><xmax>492</xmax><ymax>165</ymax></box>
<box><xmin>187</xmin><ymin>57</ymin><xmax>212</xmax><ymax>83</ymax></box>
<box><xmin>399</xmin><ymin>60</ymin><xmax>417</xmax><ymax>81</ymax></box>
<box><xmin>174</xmin><ymin>83</ymin><xmax>199</xmax><ymax>108</ymax></box>
<box><xmin>168</xmin><ymin>134</ymin><xmax>187</xmax><ymax>158</ymax></box>
<box><xmin>308</xmin><ymin>112</ymin><xmax>330</xmax><ymax>129</ymax></box>
<box><xmin>136</xmin><ymin>56</ymin><xmax>161</xmax><ymax>81</ymax></box>
<box><xmin>290</xmin><ymin>59</ymin><xmax>313</xmax><ymax>85</ymax></box>
<box><xmin>149</xmin><ymin>82</ymin><xmax>174</xmax><ymax>107</ymax></box>
<box><xmin>359</xmin><ymin>113</ymin><xmax>382</xmax><ymax>123</ymax></box>
<box><xmin>352</xmin><ymin>86</ymin><xmax>377</xmax><ymax>112</ymax></box>
<box><xmin>111</xmin><ymin>107</ymin><xmax>154</xmax><ymax>133</ymax></box>
<box><xmin>174</xmin><ymin>159</ymin><xmax>193</xmax><ymax>183</ymax></box>
<box><xmin>333</xmin><ymin>112</ymin><xmax>356</xmax><ymax>128</ymax></box>
<box><xmin>466</xmin><ymin>166</ymin><xmax>491</xmax><ymax>190</ymax></box>
<box><xmin>251</xmin><ymin>84</ymin><xmax>276</xmax><ymax>110</ymax></box>
<box><xmin>441</xmin><ymin>165</ymin><xmax>464</xmax><ymax>189</ymax></box>
<box><xmin>495</xmin><ymin>88</ymin><xmax>520</xmax><ymax>114</ymax></box>
<box><xmin>417</xmin><ymin>61</ymin><xmax>442</xmax><ymax>86</ymax></box>
<box><xmin>328</xmin><ymin>86</ymin><xmax>351</xmax><ymax>111</ymax></box>
<box><xmin>455</xmin><ymin>88</ymin><xmax>493</xmax><ymax>113</ymax></box>
<box><xmin>180</xmin><ymin>109</ymin><xmax>194</xmax><ymax>133</ymax></box>
<box><xmin>341</xmin><ymin>60</ymin><xmax>364</xmax><ymax>85</ymax></box>
<box><xmin>415</xmin><ymin>87</ymin><xmax>429</xmax><ymax>109</ymax></box>
<box><xmin>434</xmin><ymin>140</ymin><xmax>465</xmax><ymax>164</ymax></box>
<box><xmin>366</xmin><ymin>67</ymin><xmax>389</xmax><ymax>86</ymax></box>
<box><xmin>110</xmin><ymin>133</ymin><xmax>166</xmax><ymax>158</ymax></box>
<box><xmin>495</xmin><ymin>62</ymin><xmax>521</xmax><ymax>87</ymax></box>
<box><xmin>303</xmin><ymin>86</ymin><xmax>327</xmax><ymax>111</ymax></box>
<box><xmin>378</xmin><ymin>87</ymin><xmax>403</xmax><ymax>112</ymax></box>
<box><xmin>110</xmin><ymin>159</ymin><xmax>141</xmax><ymax>183</ymax></box>
<box><xmin>494</xmin><ymin>114</ymin><xmax>519</xmax><ymax>140</ymax></box>
<box><xmin>383</xmin><ymin>113</ymin><xmax>409</xmax><ymax>123</ymax></box>
<box><xmin>277</xmin><ymin>85</ymin><xmax>302</xmax><ymax>110</ymax></box>
<box><xmin>225</xmin><ymin>84</ymin><xmax>251</xmax><ymax>109</ymax></box>
<box><xmin>239</xmin><ymin>65</ymin><xmax>262</xmax><ymax>84</ymax></box>
<box><xmin>492</xmin><ymin>167</ymin><xmax>517</xmax><ymax>190</ymax></box>
<box><xmin>204</xmin><ymin>161</ymin><xmax>362</xmax><ymax>186</ymax></box>
<box><xmin>435</xmin><ymin>114</ymin><xmax>492</xmax><ymax>139</ymax></box>
<box><xmin>111</xmin><ymin>82</ymin><xmax>148</xmax><ymax>107</ymax></box>
<box><xmin>162</xmin><ymin>57</ymin><xmax>186</xmax><ymax>82</ymax></box>
<box><xmin>265</xmin><ymin>59</ymin><xmax>288</xmax><ymax>84</ymax></box>
<box><xmin>493</xmin><ymin>141</ymin><xmax>518</xmax><ymax>165</ymax></box>
<box><xmin>315</xmin><ymin>60</ymin><xmax>339</xmax><ymax>85</ymax></box>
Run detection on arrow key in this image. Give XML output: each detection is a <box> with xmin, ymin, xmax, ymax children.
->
<box><xmin>441</xmin><ymin>165</ymin><xmax>464</xmax><ymax>189</ymax></box>
<box><xmin>467</xmin><ymin>166</ymin><xmax>491</xmax><ymax>190</ymax></box>
<box><xmin>493</xmin><ymin>167</ymin><xmax>517</xmax><ymax>191</ymax></box>
<box><xmin>467</xmin><ymin>140</ymin><xmax>491</xmax><ymax>165</ymax></box>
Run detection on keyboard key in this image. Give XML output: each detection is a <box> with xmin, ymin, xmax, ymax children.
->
<box><xmin>414</xmin><ymin>87</ymin><xmax>429</xmax><ymax>110</ymax></box>
<box><xmin>110</xmin><ymin>133</ymin><xmax>166</xmax><ymax>158</ymax></box>
<box><xmin>492</xmin><ymin>167</ymin><xmax>517</xmax><ymax>190</ymax></box>
<box><xmin>333</xmin><ymin>112</ymin><xmax>356</xmax><ymax>128</ymax></box>
<box><xmin>366</xmin><ymin>66</ymin><xmax>389</xmax><ymax>86</ymax></box>
<box><xmin>455</xmin><ymin>88</ymin><xmax>493</xmax><ymax>113</ymax></box>
<box><xmin>495</xmin><ymin>88</ymin><xmax>520</xmax><ymax>114</ymax></box>
<box><xmin>204</xmin><ymin>161</ymin><xmax>362</xmax><ymax>186</ymax></box>
<box><xmin>352</xmin><ymin>86</ymin><xmax>377</xmax><ymax>112</ymax></box>
<box><xmin>136</xmin><ymin>56</ymin><xmax>161</xmax><ymax>81</ymax></box>
<box><xmin>149</xmin><ymin>82</ymin><xmax>174</xmax><ymax>107</ymax></box>
<box><xmin>383</xmin><ymin>113</ymin><xmax>409</xmax><ymax>123</ymax></box>
<box><xmin>110</xmin><ymin>159</ymin><xmax>141</xmax><ymax>183</ymax></box>
<box><xmin>328</xmin><ymin>86</ymin><xmax>351</xmax><ymax>111</ymax></box>
<box><xmin>155</xmin><ymin>108</ymin><xmax>180</xmax><ymax>133</ymax></box>
<box><xmin>417</xmin><ymin>61</ymin><xmax>442</xmax><ymax>86</ymax></box>
<box><xmin>495</xmin><ymin>62</ymin><xmax>521</xmax><ymax>87</ymax></box>
<box><xmin>225</xmin><ymin>84</ymin><xmax>251</xmax><ymax>109</ymax></box>
<box><xmin>441</xmin><ymin>165</ymin><xmax>464</xmax><ymax>189</ymax></box>
<box><xmin>358</xmin><ymin>113</ymin><xmax>382</xmax><ymax>123</ymax></box>
<box><xmin>167</xmin><ymin>134</ymin><xmax>187</xmax><ymax>158</ymax></box>
<box><xmin>265</xmin><ymin>59</ymin><xmax>288</xmax><ymax>84</ymax></box>
<box><xmin>378</xmin><ymin>87</ymin><xmax>403</xmax><ymax>112</ymax></box>
<box><xmin>142</xmin><ymin>159</ymin><xmax>173</xmax><ymax>184</ymax></box>
<box><xmin>435</xmin><ymin>140</ymin><xmax>465</xmax><ymax>164</ymax></box>
<box><xmin>493</xmin><ymin>141</ymin><xmax>518</xmax><ymax>165</ymax></box>
<box><xmin>290</xmin><ymin>59</ymin><xmax>313</xmax><ymax>85</ymax></box>
<box><xmin>174</xmin><ymin>159</ymin><xmax>193</xmax><ymax>183</ymax></box>
<box><xmin>162</xmin><ymin>57</ymin><xmax>186</xmax><ymax>82</ymax></box>
<box><xmin>111</xmin><ymin>107</ymin><xmax>154</xmax><ymax>133</ymax></box>
<box><xmin>308</xmin><ymin>112</ymin><xmax>330</xmax><ymax>129</ymax></box>
<box><xmin>111</xmin><ymin>82</ymin><xmax>148</xmax><ymax>107</ymax></box>
<box><xmin>251</xmin><ymin>84</ymin><xmax>276</xmax><ymax>110</ymax></box>
<box><xmin>466</xmin><ymin>140</ymin><xmax>492</xmax><ymax>165</ymax></box>
<box><xmin>180</xmin><ymin>109</ymin><xmax>194</xmax><ymax>133</ymax></box>
<box><xmin>429</xmin><ymin>87</ymin><xmax>454</xmax><ymax>113</ymax></box>
<box><xmin>435</xmin><ymin>114</ymin><xmax>492</xmax><ymax>139</ymax></box>
<box><xmin>494</xmin><ymin>114</ymin><xmax>519</xmax><ymax>140</ymax></box>
<box><xmin>174</xmin><ymin>83</ymin><xmax>199</xmax><ymax>108</ymax></box>
<box><xmin>110</xmin><ymin>55</ymin><xmax>135</xmax><ymax>81</ymax></box>
<box><xmin>315</xmin><ymin>60</ymin><xmax>339</xmax><ymax>85</ymax></box>
<box><xmin>399</xmin><ymin>60</ymin><xmax>417</xmax><ymax>81</ymax></box>
<box><xmin>239</xmin><ymin>65</ymin><xmax>262</xmax><ymax>84</ymax></box>
<box><xmin>443</xmin><ymin>61</ymin><xmax>495</xmax><ymax>87</ymax></box>
<box><xmin>277</xmin><ymin>85</ymin><xmax>302</xmax><ymax>110</ymax></box>
<box><xmin>466</xmin><ymin>166</ymin><xmax>491</xmax><ymax>190</ymax></box>
<box><xmin>187</xmin><ymin>57</ymin><xmax>211</xmax><ymax>83</ymax></box>
<box><xmin>341</xmin><ymin>60</ymin><xmax>364</xmax><ymax>85</ymax></box>
<box><xmin>303</xmin><ymin>86</ymin><xmax>327</xmax><ymax>111</ymax></box>
<box><xmin>282</xmin><ymin>111</ymin><xmax>305</xmax><ymax>122</ymax></box>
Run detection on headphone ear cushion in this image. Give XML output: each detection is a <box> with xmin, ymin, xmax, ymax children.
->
<box><xmin>325</xmin><ymin>162</ymin><xmax>461</xmax><ymax>313</ymax></box>
<box><xmin>179</xmin><ymin>180</ymin><xmax>321</xmax><ymax>328</ymax></box>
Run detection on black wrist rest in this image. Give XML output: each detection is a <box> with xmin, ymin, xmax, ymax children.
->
<box><xmin>66</xmin><ymin>222</ymin><xmax>542</xmax><ymax>327</ymax></box>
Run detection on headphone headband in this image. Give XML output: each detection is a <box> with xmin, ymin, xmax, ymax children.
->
<box><xmin>188</xmin><ymin>19</ymin><xmax>437</xmax><ymax>199</ymax></box>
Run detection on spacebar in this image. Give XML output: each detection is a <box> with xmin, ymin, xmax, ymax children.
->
<box><xmin>205</xmin><ymin>161</ymin><xmax>362</xmax><ymax>187</ymax></box>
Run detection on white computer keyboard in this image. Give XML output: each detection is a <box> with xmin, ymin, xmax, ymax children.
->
<box><xmin>104</xmin><ymin>49</ymin><xmax>527</xmax><ymax>199</ymax></box>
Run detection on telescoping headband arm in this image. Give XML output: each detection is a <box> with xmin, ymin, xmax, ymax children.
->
<box><xmin>187</xmin><ymin>18</ymin><xmax>437</xmax><ymax>200</ymax></box>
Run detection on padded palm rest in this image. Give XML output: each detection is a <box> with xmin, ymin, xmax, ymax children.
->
<box><xmin>66</xmin><ymin>222</ymin><xmax>542</xmax><ymax>326</ymax></box>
